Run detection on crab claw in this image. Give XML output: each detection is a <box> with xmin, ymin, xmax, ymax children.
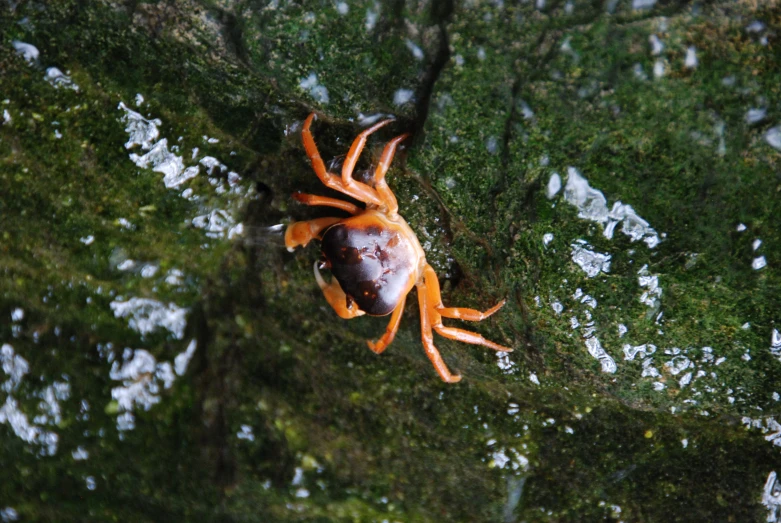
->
<box><xmin>313</xmin><ymin>262</ymin><xmax>364</xmax><ymax>319</ymax></box>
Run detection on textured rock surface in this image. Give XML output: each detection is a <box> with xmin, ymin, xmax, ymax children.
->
<box><xmin>2</xmin><ymin>1</ymin><xmax>781</xmax><ymax>520</ymax></box>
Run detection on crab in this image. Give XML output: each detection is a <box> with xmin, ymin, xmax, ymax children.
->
<box><xmin>284</xmin><ymin>113</ymin><xmax>510</xmax><ymax>383</ymax></box>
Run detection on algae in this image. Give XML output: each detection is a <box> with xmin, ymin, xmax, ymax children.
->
<box><xmin>1</xmin><ymin>0</ymin><xmax>781</xmax><ymax>521</ymax></box>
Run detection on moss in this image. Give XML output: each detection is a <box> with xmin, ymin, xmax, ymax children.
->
<box><xmin>1</xmin><ymin>0</ymin><xmax>780</xmax><ymax>521</ymax></box>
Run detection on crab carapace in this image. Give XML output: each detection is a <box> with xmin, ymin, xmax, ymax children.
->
<box><xmin>284</xmin><ymin>113</ymin><xmax>510</xmax><ymax>383</ymax></box>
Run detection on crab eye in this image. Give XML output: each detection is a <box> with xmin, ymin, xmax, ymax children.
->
<box><xmin>345</xmin><ymin>294</ymin><xmax>355</xmax><ymax>310</ymax></box>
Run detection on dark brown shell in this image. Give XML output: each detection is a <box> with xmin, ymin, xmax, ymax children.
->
<box><xmin>321</xmin><ymin>217</ymin><xmax>416</xmax><ymax>316</ymax></box>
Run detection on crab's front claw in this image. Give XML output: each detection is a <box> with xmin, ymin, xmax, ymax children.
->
<box><xmin>284</xmin><ymin>217</ymin><xmax>342</xmax><ymax>252</ymax></box>
<box><xmin>313</xmin><ymin>262</ymin><xmax>365</xmax><ymax>319</ymax></box>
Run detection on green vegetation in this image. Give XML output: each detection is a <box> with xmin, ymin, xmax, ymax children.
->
<box><xmin>1</xmin><ymin>0</ymin><xmax>780</xmax><ymax>521</ymax></box>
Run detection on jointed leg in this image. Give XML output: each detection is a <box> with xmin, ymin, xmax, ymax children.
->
<box><xmin>437</xmin><ymin>300</ymin><xmax>506</xmax><ymax>321</ymax></box>
<box><xmin>301</xmin><ymin>113</ymin><xmax>382</xmax><ymax>206</ymax></box>
<box><xmin>292</xmin><ymin>192</ymin><xmax>361</xmax><ymax>215</ymax></box>
<box><xmin>313</xmin><ymin>262</ymin><xmax>365</xmax><ymax>319</ymax></box>
<box><xmin>432</xmin><ymin>324</ymin><xmax>511</xmax><ymax>352</ymax></box>
<box><xmin>341</xmin><ymin>118</ymin><xmax>394</xmax><ymax>188</ymax></box>
<box><xmin>423</xmin><ymin>265</ymin><xmax>511</xmax><ymax>353</ymax></box>
<box><xmin>373</xmin><ymin>134</ymin><xmax>409</xmax><ymax>216</ymax></box>
<box><xmin>417</xmin><ymin>281</ymin><xmax>462</xmax><ymax>383</ymax></box>
<box><xmin>423</xmin><ymin>265</ymin><xmax>507</xmax><ymax>322</ymax></box>
<box><xmin>367</xmin><ymin>296</ymin><xmax>406</xmax><ymax>354</ymax></box>
<box><xmin>285</xmin><ymin>217</ymin><xmax>341</xmax><ymax>251</ymax></box>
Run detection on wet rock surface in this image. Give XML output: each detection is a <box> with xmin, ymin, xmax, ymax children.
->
<box><xmin>1</xmin><ymin>1</ymin><xmax>781</xmax><ymax>521</ymax></box>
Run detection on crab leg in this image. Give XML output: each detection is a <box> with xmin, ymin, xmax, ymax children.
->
<box><xmin>422</xmin><ymin>265</ymin><xmax>507</xmax><ymax>321</ymax></box>
<box><xmin>372</xmin><ymin>134</ymin><xmax>409</xmax><ymax>217</ymax></box>
<box><xmin>341</xmin><ymin>118</ymin><xmax>394</xmax><ymax>189</ymax></box>
<box><xmin>367</xmin><ymin>296</ymin><xmax>406</xmax><ymax>354</ymax></box>
<box><xmin>431</xmin><ymin>324</ymin><xmax>511</xmax><ymax>352</ymax></box>
<box><xmin>284</xmin><ymin>217</ymin><xmax>342</xmax><ymax>251</ymax></box>
<box><xmin>302</xmin><ymin>113</ymin><xmax>382</xmax><ymax>206</ymax></box>
<box><xmin>292</xmin><ymin>192</ymin><xmax>361</xmax><ymax>215</ymax></box>
<box><xmin>417</xmin><ymin>280</ymin><xmax>462</xmax><ymax>383</ymax></box>
<box><xmin>423</xmin><ymin>265</ymin><xmax>511</xmax><ymax>353</ymax></box>
<box><xmin>313</xmin><ymin>262</ymin><xmax>365</xmax><ymax>319</ymax></box>
<box><xmin>437</xmin><ymin>301</ymin><xmax>506</xmax><ymax>321</ymax></box>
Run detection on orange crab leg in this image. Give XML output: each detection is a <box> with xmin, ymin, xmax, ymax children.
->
<box><xmin>284</xmin><ymin>217</ymin><xmax>341</xmax><ymax>251</ymax></box>
<box><xmin>367</xmin><ymin>296</ymin><xmax>406</xmax><ymax>354</ymax></box>
<box><xmin>432</xmin><ymin>324</ymin><xmax>511</xmax><ymax>352</ymax></box>
<box><xmin>423</xmin><ymin>265</ymin><xmax>507</xmax><ymax>322</ymax></box>
<box><xmin>424</xmin><ymin>265</ymin><xmax>511</xmax><ymax>353</ymax></box>
<box><xmin>417</xmin><ymin>280</ymin><xmax>462</xmax><ymax>383</ymax></box>
<box><xmin>302</xmin><ymin>114</ymin><xmax>382</xmax><ymax>206</ymax></box>
<box><xmin>313</xmin><ymin>262</ymin><xmax>365</xmax><ymax>319</ymax></box>
<box><xmin>342</xmin><ymin>118</ymin><xmax>394</xmax><ymax>187</ymax></box>
<box><xmin>373</xmin><ymin>134</ymin><xmax>409</xmax><ymax>217</ymax></box>
<box><xmin>292</xmin><ymin>192</ymin><xmax>361</xmax><ymax>215</ymax></box>
<box><xmin>437</xmin><ymin>301</ymin><xmax>506</xmax><ymax>321</ymax></box>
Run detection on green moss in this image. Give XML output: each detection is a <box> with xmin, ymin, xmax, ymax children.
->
<box><xmin>1</xmin><ymin>0</ymin><xmax>781</xmax><ymax>521</ymax></box>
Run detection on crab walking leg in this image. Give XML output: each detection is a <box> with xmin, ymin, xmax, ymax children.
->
<box><xmin>372</xmin><ymin>134</ymin><xmax>410</xmax><ymax>216</ymax></box>
<box><xmin>367</xmin><ymin>296</ymin><xmax>406</xmax><ymax>354</ymax></box>
<box><xmin>284</xmin><ymin>217</ymin><xmax>342</xmax><ymax>251</ymax></box>
<box><xmin>313</xmin><ymin>262</ymin><xmax>365</xmax><ymax>319</ymax></box>
<box><xmin>302</xmin><ymin>113</ymin><xmax>383</xmax><ymax>206</ymax></box>
<box><xmin>437</xmin><ymin>301</ymin><xmax>506</xmax><ymax>321</ymax></box>
<box><xmin>292</xmin><ymin>192</ymin><xmax>361</xmax><ymax>215</ymax></box>
<box><xmin>432</xmin><ymin>324</ymin><xmax>512</xmax><ymax>352</ymax></box>
<box><xmin>341</xmin><ymin>118</ymin><xmax>394</xmax><ymax>189</ymax></box>
<box><xmin>423</xmin><ymin>265</ymin><xmax>512</xmax><ymax>352</ymax></box>
<box><xmin>417</xmin><ymin>281</ymin><xmax>462</xmax><ymax>383</ymax></box>
<box><xmin>421</xmin><ymin>265</ymin><xmax>507</xmax><ymax>321</ymax></box>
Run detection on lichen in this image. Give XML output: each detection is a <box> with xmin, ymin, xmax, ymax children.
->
<box><xmin>1</xmin><ymin>0</ymin><xmax>780</xmax><ymax>521</ymax></box>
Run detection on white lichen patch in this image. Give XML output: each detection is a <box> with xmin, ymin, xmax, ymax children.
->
<box><xmin>563</xmin><ymin>168</ymin><xmax>660</xmax><ymax>247</ymax></box>
<box><xmin>570</xmin><ymin>241</ymin><xmax>611</xmax><ymax>278</ymax></box>
<box><xmin>0</xmin><ymin>344</ymin><xmax>64</xmax><ymax>455</ymax></box>
<box><xmin>770</xmin><ymin>330</ymin><xmax>781</xmax><ymax>363</ymax></box>
<box><xmin>638</xmin><ymin>265</ymin><xmax>662</xmax><ymax>308</ymax></box>
<box><xmin>299</xmin><ymin>73</ymin><xmax>329</xmax><ymax>104</ymax></box>
<box><xmin>623</xmin><ymin>343</ymin><xmax>656</xmax><ymax>361</ymax></box>
<box><xmin>753</xmin><ymin>256</ymin><xmax>767</xmax><ymax>270</ymax></box>
<box><xmin>109</xmin><ymin>348</ymin><xmax>175</xmax><ymax>430</ymax></box>
<box><xmin>585</xmin><ymin>336</ymin><xmax>617</xmax><ymax>373</ymax></box>
<box><xmin>684</xmin><ymin>47</ymin><xmax>698</xmax><ymax>68</ymax></box>
<box><xmin>192</xmin><ymin>209</ymin><xmax>236</xmax><ymax>239</ymax></box>
<box><xmin>12</xmin><ymin>41</ymin><xmax>39</xmax><ymax>63</ymax></box>
<box><xmin>44</xmin><ymin>67</ymin><xmax>79</xmax><ymax>91</ymax></box>
<box><xmin>393</xmin><ymin>88</ymin><xmax>415</xmax><ymax>106</ymax></box>
<box><xmin>109</xmin><ymin>297</ymin><xmax>187</xmax><ymax>339</ymax></box>
<box><xmin>763</xmin><ymin>471</ymin><xmax>781</xmax><ymax>523</ymax></box>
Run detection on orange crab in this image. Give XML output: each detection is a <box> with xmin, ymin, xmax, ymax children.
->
<box><xmin>285</xmin><ymin>113</ymin><xmax>510</xmax><ymax>383</ymax></box>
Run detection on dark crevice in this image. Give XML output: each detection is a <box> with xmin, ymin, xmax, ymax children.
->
<box><xmin>213</xmin><ymin>6</ymin><xmax>251</xmax><ymax>67</ymax></box>
<box><xmin>373</xmin><ymin>0</ymin><xmax>407</xmax><ymax>37</ymax></box>
<box><xmin>411</xmin><ymin>0</ymin><xmax>454</xmax><ymax>139</ymax></box>
<box><xmin>494</xmin><ymin>21</ymin><xmax>561</xmax><ymax>196</ymax></box>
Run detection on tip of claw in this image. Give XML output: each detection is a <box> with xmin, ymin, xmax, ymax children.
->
<box><xmin>313</xmin><ymin>261</ymin><xmax>329</xmax><ymax>289</ymax></box>
<box><xmin>366</xmin><ymin>340</ymin><xmax>383</xmax><ymax>354</ymax></box>
<box><xmin>447</xmin><ymin>375</ymin><xmax>462</xmax><ymax>384</ymax></box>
